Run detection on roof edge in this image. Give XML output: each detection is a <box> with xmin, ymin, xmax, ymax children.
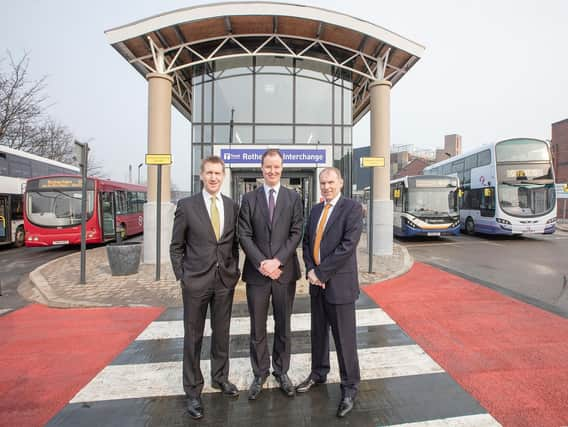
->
<box><xmin>105</xmin><ymin>1</ymin><xmax>425</xmax><ymax>58</ymax></box>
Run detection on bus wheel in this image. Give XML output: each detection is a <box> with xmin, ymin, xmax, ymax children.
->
<box><xmin>465</xmin><ymin>217</ymin><xmax>475</xmax><ymax>235</ymax></box>
<box><xmin>14</xmin><ymin>226</ymin><xmax>25</xmax><ymax>248</ymax></box>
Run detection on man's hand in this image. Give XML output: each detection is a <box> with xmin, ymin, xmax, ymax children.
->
<box><xmin>260</xmin><ymin>259</ymin><xmax>282</xmax><ymax>279</ymax></box>
<box><xmin>307</xmin><ymin>269</ymin><xmax>325</xmax><ymax>289</ymax></box>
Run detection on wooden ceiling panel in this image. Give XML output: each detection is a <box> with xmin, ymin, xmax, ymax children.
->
<box><xmin>160</xmin><ymin>27</ymin><xmax>183</xmax><ymax>47</ymax></box>
<box><xmin>178</xmin><ymin>18</ymin><xmax>226</xmax><ymax>42</ymax></box>
<box><xmin>231</xmin><ymin>16</ymin><xmax>273</xmax><ymax>34</ymax></box>
<box><xmin>320</xmin><ymin>24</ymin><xmax>362</xmax><ymax>51</ymax></box>
<box><xmin>362</xmin><ymin>38</ymin><xmax>380</xmax><ymax>57</ymax></box>
<box><xmin>124</xmin><ymin>38</ymin><xmax>150</xmax><ymax>58</ymax></box>
<box><xmin>278</xmin><ymin>16</ymin><xmax>319</xmax><ymax>38</ymax></box>
<box><xmin>390</xmin><ymin>49</ymin><xmax>411</xmax><ymax>70</ymax></box>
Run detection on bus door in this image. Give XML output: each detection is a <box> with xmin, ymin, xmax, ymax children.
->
<box><xmin>0</xmin><ymin>195</ymin><xmax>9</xmax><ymax>243</ymax></box>
<box><xmin>100</xmin><ymin>192</ymin><xmax>115</xmax><ymax>240</ymax></box>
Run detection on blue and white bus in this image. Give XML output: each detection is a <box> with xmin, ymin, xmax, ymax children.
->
<box><xmin>423</xmin><ymin>138</ymin><xmax>556</xmax><ymax>235</ymax></box>
<box><xmin>0</xmin><ymin>145</ymin><xmax>78</xmax><ymax>247</ymax></box>
<box><xmin>391</xmin><ymin>175</ymin><xmax>461</xmax><ymax>237</ymax></box>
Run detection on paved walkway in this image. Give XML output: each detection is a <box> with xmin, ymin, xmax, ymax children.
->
<box><xmin>23</xmin><ymin>234</ymin><xmax>412</xmax><ymax>308</ymax></box>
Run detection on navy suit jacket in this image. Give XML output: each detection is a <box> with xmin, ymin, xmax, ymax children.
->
<box><xmin>239</xmin><ymin>186</ymin><xmax>303</xmax><ymax>285</ymax></box>
<box><xmin>303</xmin><ymin>196</ymin><xmax>363</xmax><ymax>304</ymax></box>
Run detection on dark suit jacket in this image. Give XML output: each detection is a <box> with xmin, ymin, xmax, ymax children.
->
<box><xmin>170</xmin><ymin>193</ymin><xmax>240</xmax><ymax>289</ymax></box>
<box><xmin>239</xmin><ymin>186</ymin><xmax>303</xmax><ymax>285</ymax></box>
<box><xmin>303</xmin><ymin>196</ymin><xmax>363</xmax><ymax>304</ymax></box>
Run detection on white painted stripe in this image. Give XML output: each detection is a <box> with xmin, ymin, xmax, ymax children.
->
<box><xmin>0</xmin><ymin>309</ymin><xmax>12</xmax><ymax>316</ymax></box>
<box><xmin>386</xmin><ymin>414</ymin><xmax>502</xmax><ymax>426</ymax></box>
<box><xmin>70</xmin><ymin>344</ymin><xmax>442</xmax><ymax>403</ymax></box>
<box><xmin>136</xmin><ymin>308</ymin><xmax>394</xmax><ymax>341</ymax></box>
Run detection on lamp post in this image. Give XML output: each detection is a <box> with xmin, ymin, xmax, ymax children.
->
<box><xmin>137</xmin><ymin>163</ymin><xmax>143</xmax><ymax>184</ymax></box>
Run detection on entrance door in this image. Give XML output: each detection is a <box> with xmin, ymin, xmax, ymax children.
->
<box><xmin>0</xmin><ymin>195</ymin><xmax>9</xmax><ymax>243</ymax></box>
<box><xmin>100</xmin><ymin>192</ymin><xmax>115</xmax><ymax>240</ymax></box>
<box><xmin>231</xmin><ymin>171</ymin><xmax>314</xmax><ymax>219</ymax></box>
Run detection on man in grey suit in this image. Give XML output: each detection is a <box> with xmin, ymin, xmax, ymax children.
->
<box><xmin>238</xmin><ymin>149</ymin><xmax>304</xmax><ymax>400</ymax></box>
<box><xmin>170</xmin><ymin>156</ymin><xmax>241</xmax><ymax>420</ymax></box>
<box><xmin>297</xmin><ymin>167</ymin><xmax>363</xmax><ymax>418</ymax></box>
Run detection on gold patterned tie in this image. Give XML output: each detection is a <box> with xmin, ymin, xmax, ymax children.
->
<box><xmin>210</xmin><ymin>196</ymin><xmax>220</xmax><ymax>240</ymax></box>
<box><xmin>313</xmin><ymin>203</ymin><xmax>331</xmax><ymax>265</ymax></box>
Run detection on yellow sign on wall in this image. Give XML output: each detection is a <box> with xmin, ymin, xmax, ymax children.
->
<box><xmin>564</xmin><ymin>184</ymin><xmax>568</xmax><ymax>193</ymax></box>
<box><xmin>360</xmin><ymin>157</ymin><xmax>385</xmax><ymax>168</ymax></box>
<box><xmin>145</xmin><ymin>154</ymin><xmax>172</xmax><ymax>165</ymax></box>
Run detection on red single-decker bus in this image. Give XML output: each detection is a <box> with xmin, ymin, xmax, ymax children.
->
<box><xmin>24</xmin><ymin>175</ymin><xmax>146</xmax><ymax>246</ymax></box>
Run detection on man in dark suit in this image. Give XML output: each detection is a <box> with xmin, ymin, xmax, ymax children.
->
<box><xmin>238</xmin><ymin>148</ymin><xmax>303</xmax><ymax>400</ymax></box>
<box><xmin>170</xmin><ymin>156</ymin><xmax>241</xmax><ymax>420</ymax></box>
<box><xmin>297</xmin><ymin>167</ymin><xmax>363</xmax><ymax>418</ymax></box>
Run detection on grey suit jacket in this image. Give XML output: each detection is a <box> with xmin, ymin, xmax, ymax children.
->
<box><xmin>170</xmin><ymin>193</ymin><xmax>240</xmax><ymax>289</ymax></box>
<box><xmin>239</xmin><ymin>186</ymin><xmax>303</xmax><ymax>285</ymax></box>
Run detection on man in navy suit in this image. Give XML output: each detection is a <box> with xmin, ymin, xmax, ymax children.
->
<box><xmin>239</xmin><ymin>149</ymin><xmax>303</xmax><ymax>400</ymax></box>
<box><xmin>297</xmin><ymin>167</ymin><xmax>363</xmax><ymax>418</ymax></box>
<box><xmin>170</xmin><ymin>156</ymin><xmax>241</xmax><ymax>419</ymax></box>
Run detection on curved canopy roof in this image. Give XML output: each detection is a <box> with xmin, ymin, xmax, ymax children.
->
<box><xmin>106</xmin><ymin>2</ymin><xmax>424</xmax><ymax>124</ymax></box>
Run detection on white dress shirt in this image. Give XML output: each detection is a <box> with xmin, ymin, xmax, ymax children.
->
<box><xmin>263</xmin><ymin>183</ymin><xmax>281</xmax><ymax>206</ymax></box>
<box><xmin>202</xmin><ymin>190</ymin><xmax>224</xmax><ymax>237</ymax></box>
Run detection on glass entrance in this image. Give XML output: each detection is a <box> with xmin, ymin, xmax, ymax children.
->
<box><xmin>232</xmin><ymin>170</ymin><xmax>314</xmax><ymax>219</ymax></box>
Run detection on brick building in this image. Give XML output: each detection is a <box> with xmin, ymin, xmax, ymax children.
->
<box><xmin>552</xmin><ymin>119</ymin><xmax>568</xmax><ymax>183</ymax></box>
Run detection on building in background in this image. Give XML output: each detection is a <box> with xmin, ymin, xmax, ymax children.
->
<box><xmin>353</xmin><ymin>134</ymin><xmax>460</xmax><ymax>190</ymax></box>
<box><xmin>551</xmin><ymin>119</ymin><xmax>568</xmax><ymax>183</ymax></box>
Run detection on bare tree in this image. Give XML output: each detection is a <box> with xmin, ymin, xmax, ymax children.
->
<box><xmin>30</xmin><ymin>117</ymin><xmax>75</xmax><ymax>163</ymax></box>
<box><xmin>0</xmin><ymin>51</ymin><xmax>108</xmax><ymax>177</ymax></box>
<box><xmin>0</xmin><ymin>51</ymin><xmax>48</xmax><ymax>150</ymax></box>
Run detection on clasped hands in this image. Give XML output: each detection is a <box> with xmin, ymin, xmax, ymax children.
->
<box><xmin>260</xmin><ymin>258</ymin><xmax>282</xmax><ymax>280</ymax></box>
<box><xmin>307</xmin><ymin>269</ymin><xmax>325</xmax><ymax>289</ymax></box>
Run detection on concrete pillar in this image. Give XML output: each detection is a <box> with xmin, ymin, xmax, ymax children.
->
<box><xmin>144</xmin><ymin>72</ymin><xmax>175</xmax><ymax>264</ymax></box>
<box><xmin>369</xmin><ymin>79</ymin><xmax>393</xmax><ymax>256</ymax></box>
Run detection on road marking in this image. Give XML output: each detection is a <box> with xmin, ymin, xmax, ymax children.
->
<box><xmin>386</xmin><ymin>414</ymin><xmax>501</xmax><ymax>426</ymax></box>
<box><xmin>70</xmin><ymin>345</ymin><xmax>443</xmax><ymax>403</ymax></box>
<box><xmin>136</xmin><ymin>308</ymin><xmax>394</xmax><ymax>340</ymax></box>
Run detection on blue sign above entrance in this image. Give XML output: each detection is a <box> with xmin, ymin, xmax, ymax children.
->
<box><xmin>220</xmin><ymin>148</ymin><xmax>326</xmax><ymax>164</ymax></box>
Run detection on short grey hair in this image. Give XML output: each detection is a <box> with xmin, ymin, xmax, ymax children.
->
<box><xmin>319</xmin><ymin>167</ymin><xmax>343</xmax><ymax>180</ymax></box>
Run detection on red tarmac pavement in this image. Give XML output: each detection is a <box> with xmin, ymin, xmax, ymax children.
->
<box><xmin>0</xmin><ymin>304</ymin><xmax>163</xmax><ymax>427</ymax></box>
<box><xmin>364</xmin><ymin>262</ymin><xmax>568</xmax><ymax>427</ymax></box>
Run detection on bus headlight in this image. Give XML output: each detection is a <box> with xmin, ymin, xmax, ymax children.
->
<box><xmin>496</xmin><ymin>218</ymin><xmax>511</xmax><ymax>225</ymax></box>
<box><xmin>404</xmin><ymin>218</ymin><xmax>418</xmax><ymax>228</ymax></box>
<box><xmin>546</xmin><ymin>217</ymin><xmax>556</xmax><ymax>224</ymax></box>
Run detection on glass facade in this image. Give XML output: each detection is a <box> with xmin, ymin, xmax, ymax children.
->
<box><xmin>191</xmin><ymin>57</ymin><xmax>354</xmax><ymax>196</ymax></box>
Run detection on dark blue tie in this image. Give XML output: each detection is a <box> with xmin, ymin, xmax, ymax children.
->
<box><xmin>268</xmin><ymin>189</ymin><xmax>275</xmax><ymax>223</ymax></box>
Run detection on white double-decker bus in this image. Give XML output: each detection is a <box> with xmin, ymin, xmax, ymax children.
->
<box><xmin>0</xmin><ymin>145</ymin><xmax>79</xmax><ymax>247</ymax></box>
<box><xmin>423</xmin><ymin>138</ymin><xmax>556</xmax><ymax>235</ymax></box>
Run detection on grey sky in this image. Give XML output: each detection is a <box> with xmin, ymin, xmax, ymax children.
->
<box><xmin>2</xmin><ymin>0</ymin><xmax>567</xmax><ymax>190</ymax></box>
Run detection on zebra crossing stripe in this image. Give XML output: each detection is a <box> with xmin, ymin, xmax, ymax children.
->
<box><xmin>385</xmin><ymin>414</ymin><xmax>501</xmax><ymax>426</ymax></box>
<box><xmin>135</xmin><ymin>307</ymin><xmax>394</xmax><ymax>340</ymax></box>
<box><xmin>70</xmin><ymin>345</ymin><xmax>443</xmax><ymax>403</ymax></box>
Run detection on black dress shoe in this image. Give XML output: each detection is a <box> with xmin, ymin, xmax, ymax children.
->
<box><xmin>212</xmin><ymin>380</ymin><xmax>239</xmax><ymax>397</ymax></box>
<box><xmin>186</xmin><ymin>397</ymin><xmax>203</xmax><ymax>419</ymax></box>
<box><xmin>295</xmin><ymin>376</ymin><xmax>325</xmax><ymax>393</ymax></box>
<box><xmin>274</xmin><ymin>373</ymin><xmax>295</xmax><ymax>397</ymax></box>
<box><xmin>336</xmin><ymin>396</ymin><xmax>354</xmax><ymax>418</ymax></box>
<box><xmin>247</xmin><ymin>376</ymin><xmax>266</xmax><ymax>400</ymax></box>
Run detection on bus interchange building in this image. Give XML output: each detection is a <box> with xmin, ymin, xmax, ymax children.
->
<box><xmin>105</xmin><ymin>1</ymin><xmax>425</xmax><ymax>261</ymax></box>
